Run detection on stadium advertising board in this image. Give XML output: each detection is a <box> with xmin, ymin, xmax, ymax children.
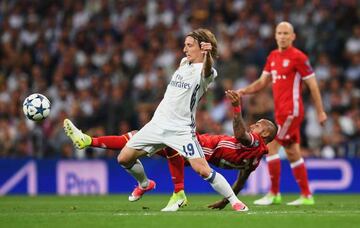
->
<box><xmin>0</xmin><ymin>159</ymin><xmax>359</xmax><ymax>195</ymax></box>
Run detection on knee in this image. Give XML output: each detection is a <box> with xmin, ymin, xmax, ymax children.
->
<box><xmin>117</xmin><ymin>148</ymin><xmax>131</xmax><ymax>167</ymax></box>
<box><xmin>286</xmin><ymin>151</ymin><xmax>297</xmax><ymax>159</ymax></box>
<box><xmin>285</xmin><ymin>148</ymin><xmax>301</xmax><ymax>161</ymax></box>
<box><xmin>117</xmin><ymin>152</ymin><xmax>125</xmax><ymax>165</ymax></box>
<box><xmin>117</xmin><ymin>153</ymin><xmax>122</xmax><ymax>164</ymax></box>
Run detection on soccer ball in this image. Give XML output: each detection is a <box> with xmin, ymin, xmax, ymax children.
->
<box><xmin>23</xmin><ymin>93</ymin><xmax>51</xmax><ymax>121</ymax></box>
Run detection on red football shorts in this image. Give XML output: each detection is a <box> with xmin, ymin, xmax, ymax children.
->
<box><xmin>275</xmin><ymin>114</ymin><xmax>304</xmax><ymax>146</ymax></box>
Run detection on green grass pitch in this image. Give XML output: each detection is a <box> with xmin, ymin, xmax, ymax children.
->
<box><xmin>1</xmin><ymin>194</ymin><xmax>359</xmax><ymax>228</ymax></box>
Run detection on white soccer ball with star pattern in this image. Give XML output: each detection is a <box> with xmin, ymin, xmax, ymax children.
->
<box><xmin>23</xmin><ymin>93</ymin><xmax>51</xmax><ymax>121</ymax></box>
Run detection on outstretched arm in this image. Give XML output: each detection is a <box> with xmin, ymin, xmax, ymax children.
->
<box><xmin>237</xmin><ymin>73</ymin><xmax>271</xmax><ymax>95</ymax></box>
<box><xmin>208</xmin><ymin>169</ymin><xmax>252</xmax><ymax>210</ymax></box>
<box><xmin>225</xmin><ymin>90</ymin><xmax>252</xmax><ymax>146</ymax></box>
<box><xmin>201</xmin><ymin>42</ymin><xmax>214</xmax><ymax>78</ymax></box>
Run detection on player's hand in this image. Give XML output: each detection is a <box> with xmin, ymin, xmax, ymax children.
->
<box><xmin>200</xmin><ymin>42</ymin><xmax>212</xmax><ymax>54</ymax></box>
<box><xmin>318</xmin><ymin>111</ymin><xmax>327</xmax><ymax>126</ymax></box>
<box><xmin>208</xmin><ymin>199</ymin><xmax>228</xmax><ymax>210</ymax></box>
<box><xmin>237</xmin><ymin>88</ymin><xmax>246</xmax><ymax>96</ymax></box>
<box><xmin>225</xmin><ymin>90</ymin><xmax>241</xmax><ymax>107</ymax></box>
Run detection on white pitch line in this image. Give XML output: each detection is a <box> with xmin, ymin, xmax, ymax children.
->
<box><xmin>0</xmin><ymin>210</ymin><xmax>359</xmax><ymax>217</ymax></box>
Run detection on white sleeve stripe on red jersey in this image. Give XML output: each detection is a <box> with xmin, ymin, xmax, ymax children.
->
<box><xmin>202</xmin><ymin>147</ymin><xmax>214</xmax><ymax>156</ymax></box>
<box><xmin>217</xmin><ymin>141</ymin><xmax>244</xmax><ymax>149</ymax></box>
<box><xmin>293</xmin><ymin>73</ymin><xmax>301</xmax><ymax>116</ymax></box>
<box><xmin>302</xmin><ymin>73</ymin><xmax>315</xmax><ymax>80</ymax></box>
<box><xmin>203</xmin><ymin>139</ymin><xmax>257</xmax><ymax>157</ymax></box>
<box><xmin>249</xmin><ymin>133</ymin><xmax>255</xmax><ymax>146</ymax></box>
<box><xmin>203</xmin><ymin>142</ymin><xmax>241</xmax><ymax>156</ymax></box>
<box><xmin>278</xmin><ymin>115</ymin><xmax>295</xmax><ymax>139</ymax></box>
<box><xmin>217</xmin><ymin>139</ymin><xmax>254</xmax><ymax>148</ymax></box>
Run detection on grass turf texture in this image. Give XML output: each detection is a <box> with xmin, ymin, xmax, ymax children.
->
<box><xmin>1</xmin><ymin>194</ymin><xmax>359</xmax><ymax>228</ymax></box>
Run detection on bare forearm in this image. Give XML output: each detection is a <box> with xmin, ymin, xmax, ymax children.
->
<box><xmin>305</xmin><ymin>77</ymin><xmax>325</xmax><ymax>113</ymax></box>
<box><xmin>231</xmin><ymin>178</ymin><xmax>246</xmax><ymax>195</ymax></box>
<box><xmin>241</xmin><ymin>74</ymin><xmax>270</xmax><ymax>94</ymax></box>
<box><xmin>309</xmin><ymin>84</ymin><xmax>325</xmax><ymax>113</ymax></box>
<box><xmin>244</xmin><ymin>80</ymin><xmax>263</xmax><ymax>94</ymax></box>
<box><xmin>202</xmin><ymin>52</ymin><xmax>214</xmax><ymax>78</ymax></box>
<box><xmin>226</xmin><ymin>90</ymin><xmax>252</xmax><ymax>145</ymax></box>
<box><xmin>233</xmin><ymin>109</ymin><xmax>251</xmax><ymax>146</ymax></box>
<box><xmin>304</xmin><ymin>76</ymin><xmax>327</xmax><ymax>124</ymax></box>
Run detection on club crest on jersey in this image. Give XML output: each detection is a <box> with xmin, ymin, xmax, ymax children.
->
<box><xmin>283</xmin><ymin>59</ymin><xmax>290</xmax><ymax>67</ymax></box>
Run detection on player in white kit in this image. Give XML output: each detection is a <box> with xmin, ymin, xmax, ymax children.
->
<box><xmin>118</xmin><ymin>28</ymin><xmax>248</xmax><ymax>211</ymax></box>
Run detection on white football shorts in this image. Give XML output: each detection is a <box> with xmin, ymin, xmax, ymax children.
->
<box><xmin>126</xmin><ymin>121</ymin><xmax>204</xmax><ymax>159</ymax></box>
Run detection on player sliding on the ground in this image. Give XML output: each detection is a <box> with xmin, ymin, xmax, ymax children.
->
<box><xmin>65</xmin><ymin>28</ymin><xmax>251</xmax><ymax>212</ymax></box>
<box><xmin>64</xmin><ymin>90</ymin><xmax>277</xmax><ymax>211</ymax></box>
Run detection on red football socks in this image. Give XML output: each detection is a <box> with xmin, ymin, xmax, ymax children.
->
<box><xmin>90</xmin><ymin>133</ymin><xmax>186</xmax><ymax>193</ymax></box>
<box><xmin>91</xmin><ymin>133</ymin><xmax>131</xmax><ymax>150</ymax></box>
<box><xmin>266</xmin><ymin>154</ymin><xmax>281</xmax><ymax>195</ymax></box>
<box><xmin>291</xmin><ymin>159</ymin><xmax>312</xmax><ymax>197</ymax></box>
<box><xmin>164</xmin><ymin>148</ymin><xmax>185</xmax><ymax>193</ymax></box>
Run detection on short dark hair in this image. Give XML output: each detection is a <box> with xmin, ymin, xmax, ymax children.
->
<box><xmin>264</xmin><ymin>120</ymin><xmax>278</xmax><ymax>143</ymax></box>
<box><xmin>186</xmin><ymin>28</ymin><xmax>218</xmax><ymax>58</ymax></box>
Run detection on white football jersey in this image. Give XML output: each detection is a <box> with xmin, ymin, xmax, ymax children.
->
<box><xmin>151</xmin><ymin>57</ymin><xmax>218</xmax><ymax>131</ymax></box>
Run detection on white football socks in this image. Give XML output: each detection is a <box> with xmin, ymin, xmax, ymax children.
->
<box><xmin>123</xmin><ymin>159</ymin><xmax>149</xmax><ymax>188</ymax></box>
<box><xmin>205</xmin><ymin>170</ymin><xmax>240</xmax><ymax>206</ymax></box>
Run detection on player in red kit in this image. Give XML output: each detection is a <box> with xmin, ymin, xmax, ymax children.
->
<box><xmin>161</xmin><ymin>91</ymin><xmax>276</xmax><ymax>211</ymax></box>
<box><xmin>237</xmin><ymin>21</ymin><xmax>327</xmax><ymax>206</ymax></box>
<box><xmin>63</xmin><ymin>90</ymin><xmax>277</xmax><ymax>211</ymax></box>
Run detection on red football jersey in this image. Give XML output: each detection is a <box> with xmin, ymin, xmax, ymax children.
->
<box><xmin>197</xmin><ymin>133</ymin><xmax>268</xmax><ymax>171</ymax></box>
<box><xmin>263</xmin><ymin>46</ymin><xmax>314</xmax><ymax>117</ymax></box>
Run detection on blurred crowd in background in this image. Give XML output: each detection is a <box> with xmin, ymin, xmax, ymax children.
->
<box><xmin>0</xmin><ymin>0</ymin><xmax>359</xmax><ymax>159</ymax></box>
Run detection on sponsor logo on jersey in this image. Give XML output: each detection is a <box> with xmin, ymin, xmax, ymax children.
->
<box><xmin>271</xmin><ymin>70</ymin><xmax>287</xmax><ymax>83</ymax></box>
<box><xmin>170</xmin><ymin>74</ymin><xmax>191</xmax><ymax>89</ymax></box>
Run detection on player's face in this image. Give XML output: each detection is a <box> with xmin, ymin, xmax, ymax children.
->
<box><xmin>249</xmin><ymin>119</ymin><xmax>268</xmax><ymax>135</ymax></box>
<box><xmin>183</xmin><ymin>36</ymin><xmax>203</xmax><ymax>63</ymax></box>
<box><xmin>275</xmin><ymin>24</ymin><xmax>295</xmax><ymax>50</ymax></box>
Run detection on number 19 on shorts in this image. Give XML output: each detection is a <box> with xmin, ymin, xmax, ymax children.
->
<box><xmin>183</xmin><ymin>143</ymin><xmax>195</xmax><ymax>156</ymax></box>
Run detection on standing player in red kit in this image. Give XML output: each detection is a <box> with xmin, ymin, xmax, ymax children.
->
<box><xmin>63</xmin><ymin>90</ymin><xmax>277</xmax><ymax>211</ymax></box>
<box><xmin>237</xmin><ymin>22</ymin><xmax>327</xmax><ymax>206</ymax></box>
